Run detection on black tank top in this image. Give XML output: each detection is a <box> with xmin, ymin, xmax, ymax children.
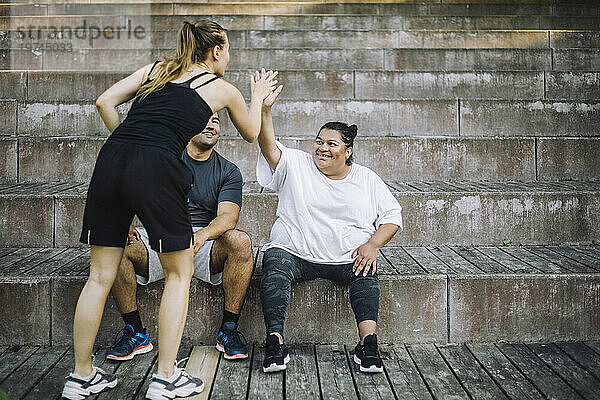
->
<box><xmin>108</xmin><ymin>61</ymin><xmax>220</xmax><ymax>157</ymax></box>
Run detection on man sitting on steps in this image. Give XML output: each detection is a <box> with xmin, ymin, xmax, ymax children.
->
<box><xmin>107</xmin><ymin>113</ymin><xmax>254</xmax><ymax>361</ymax></box>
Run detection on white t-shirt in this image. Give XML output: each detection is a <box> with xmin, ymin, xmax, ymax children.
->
<box><xmin>257</xmin><ymin>142</ymin><xmax>403</xmax><ymax>264</ymax></box>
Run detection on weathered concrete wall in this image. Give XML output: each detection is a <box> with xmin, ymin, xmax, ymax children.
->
<box><xmin>449</xmin><ymin>274</ymin><xmax>600</xmax><ymax>342</ymax></box>
<box><xmin>45</xmin><ymin>190</ymin><xmax>600</xmax><ymax>248</ymax></box>
<box><xmin>0</xmin><ymin>195</ymin><xmax>54</xmax><ymax>247</ymax></box>
<box><xmin>460</xmin><ymin>100</ymin><xmax>600</xmax><ymax>137</ymax></box>
<box><xmin>3</xmin><ymin>273</ymin><xmax>599</xmax><ymax>345</ymax></box>
<box><xmin>18</xmin><ymin>137</ymin><xmax>105</xmax><ymax>182</ymax></box>
<box><xmin>0</xmin><ymin>277</ymin><xmax>51</xmax><ymax>345</ymax></box>
<box><xmin>0</xmin><ymin>138</ymin><xmax>17</xmax><ymax>183</ymax></box>
<box><xmin>10</xmin><ymin>137</ymin><xmax>540</xmax><ymax>183</ymax></box>
<box><xmin>49</xmin><ymin>275</ymin><xmax>446</xmax><ymax>346</ymax></box>
<box><xmin>537</xmin><ymin>138</ymin><xmax>600</xmax><ymax>181</ymax></box>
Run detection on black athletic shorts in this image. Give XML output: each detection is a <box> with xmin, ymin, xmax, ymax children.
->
<box><xmin>80</xmin><ymin>140</ymin><xmax>194</xmax><ymax>253</ymax></box>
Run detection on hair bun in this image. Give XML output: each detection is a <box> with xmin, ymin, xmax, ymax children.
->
<box><xmin>348</xmin><ymin>124</ymin><xmax>358</xmax><ymax>138</ymax></box>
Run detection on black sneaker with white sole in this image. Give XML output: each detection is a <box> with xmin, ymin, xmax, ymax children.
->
<box><xmin>353</xmin><ymin>334</ymin><xmax>383</xmax><ymax>373</ymax></box>
<box><xmin>145</xmin><ymin>365</ymin><xmax>204</xmax><ymax>400</ymax></box>
<box><xmin>62</xmin><ymin>366</ymin><xmax>117</xmax><ymax>399</ymax></box>
<box><xmin>262</xmin><ymin>334</ymin><xmax>290</xmax><ymax>373</ymax></box>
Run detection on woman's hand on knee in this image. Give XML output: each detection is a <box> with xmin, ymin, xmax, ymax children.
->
<box><xmin>352</xmin><ymin>242</ymin><xmax>378</xmax><ymax>277</ymax></box>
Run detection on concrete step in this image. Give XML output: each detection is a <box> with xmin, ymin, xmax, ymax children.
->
<box><xmin>8</xmin><ymin>47</ymin><xmax>598</xmax><ymax>71</ymax></box>
<box><xmin>1</xmin><ymin>181</ymin><xmax>599</xmax><ymax>248</ymax></box>
<box><xmin>1</xmin><ymin>245</ymin><xmax>599</xmax><ymax>345</ymax></box>
<box><xmin>4</xmin><ymin>14</ymin><xmax>600</xmax><ymax>32</ymax></box>
<box><xmin>3</xmin><ymin>70</ymin><xmax>600</xmax><ymax>102</ymax></box>
<box><xmin>9</xmin><ymin>29</ymin><xmax>586</xmax><ymax>50</ymax></box>
<box><xmin>2</xmin><ymin>98</ymin><xmax>599</xmax><ymax>138</ymax></box>
<box><xmin>4</xmin><ymin>2</ymin><xmax>577</xmax><ymax>17</ymax></box>
<box><xmin>5</xmin><ymin>29</ymin><xmax>600</xmax><ymax>52</ymax></box>
<box><xmin>2</xmin><ymin>136</ymin><xmax>599</xmax><ymax>183</ymax></box>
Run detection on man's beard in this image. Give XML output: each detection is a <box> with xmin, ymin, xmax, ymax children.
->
<box><xmin>191</xmin><ymin>135</ymin><xmax>218</xmax><ymax>150</ymax></box>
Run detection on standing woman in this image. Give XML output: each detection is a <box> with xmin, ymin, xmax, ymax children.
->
<box><xmin>62</xmin><ymin>20</ymin><xmax>277</xmax><ymax>400</ymax></box>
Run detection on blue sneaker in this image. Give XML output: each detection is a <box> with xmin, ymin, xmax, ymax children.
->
<box><xmin>106</xmin><ymin>325</ymin><xmax>153</xmax><ymax>361</ymax></box>
<box><xmin>216</xmin><ymin>322</ymin><xmax>248</xmax><ymax>360</ymax></box>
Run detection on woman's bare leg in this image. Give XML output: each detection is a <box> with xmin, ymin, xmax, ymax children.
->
<box><xmin>73</xmin><ymin>245</ymin><xmax>124</xmax><ymax>376</ymax></box>
<box><xmin>156</xmin><ymin>247</ymin><xmax>194</xmax><ymax>377</ymax></box>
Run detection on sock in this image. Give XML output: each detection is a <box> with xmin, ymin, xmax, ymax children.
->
<box><xmin>221</xmin><ymin>309</ymin><xmax>241</xmax><ymax>329</ymax></box>
<box><xmin>122</xmin><ymin>310</ymin><xmax>144</xmax><ymax>334</ymax></box>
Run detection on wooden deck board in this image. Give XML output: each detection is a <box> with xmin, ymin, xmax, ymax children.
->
<box><xmin>466</xmin><ymin>343</ymin><xmax>545</xmax><ymax>400</ymax></box>
<box><xmin>436</xmin><ymin>343</ymin><xmax>509</xmax><ymax>400</ymax></box>
<box><xmin>426</xmin><ymin>246</ymin><xmax>483</xmax><ymax>274</ymax></box>
<box><xmin>96</xmin><ymin>351</ymin><xmax>157</xmax><ymax>400</ymax></box>
<box><xmin>1</xmin><ymin>248</ymin><xmax>67</xmax><ymax>276</ymax></box>
<box><xmin>285</xmin><ymin>345</ymin><xmax>320</xmax><ymax>400</ymax></box>
<box><xmin>451</xmin><ymin>246</ymin><xmax>512</xmax><ymax>273</ymax></box>
<box><xmin>403</xmin><ymin>247</ymin><xmax>454</xmax><ymax>274</ymax></box>
<box><xmin>546</xmin><ymin>246</ymin><xmax>600</xmax><ymax>271</ymax></box>
<box><xmin>210</xmin><ymin>346</ymin><xmax>252</xmax><ymax>400</ymax></box>
<box><xmin>248</xmin><ymin>345</ymin><xmax>283</xmax><ymax>400</ymax></box>
<box><xmin>347</xmin><ymin>346</ymin><xmax>395</xmax><ymax>400</ymax></box>
<box><xmin>0</xmin><ymin>346</ymin><xmax>39</xmax><ymax>384</ymax></box>
<box><xmin>556</xmin><ymin>342</ymin><xmax>600</xmax><ymax>382</ymax></box>
<box><xmin>497</xmin><ymin>343</ymin><xmax>584</xmax><ymax>400</ymax></box>
<box><xmin>1</xmin><ymin>342</ymin><xmax>600</xmax><ymax>399</ymax></box>
<box><xmin>380</xmin><ymin>344</ymin><xmax>432</xmax><ymax>400</ymax></box>
<box><xmin>1</xmin><ymin>346</ymin><xmax>67</xmax><ymax>399</ymax></box>
<box><xmin>0</xmin><ymin>249</ymin><xmax>42</xmax><ymax>272</ymax></box>
<box><xmin>23</xmin><ymin>348</ymin><xmax>73</xmax><ymax>400</ymax></box>
<box><xmin>315</xmin><ymin>345</ymin><xmax>357</xmax><ymax>400</ymax></box>
<box><xmin>406</xmin><ymin>344</ymin><xmax>470</xmax><ymax>400</ymax></box>
<box><xmin>476</xmin><ymin>246</ymin><xmax>542</xmax><ymax>274</ymax></box>
<box><xmin>524</xmin><ymin>246</ymin><xmax>596</xmax><ymax>273</ymax></box>
<box><xmin>379</xmin><ymin>247</ymin><xmax>426</xmax><ymax>275</ymax></box>
<box><xmin>185</xmin><ymin>346</ymin><xmax>220</xmax><ymax>400</ymax></box>
<box><xmin>527</xmin><ymin>343</ymin><xmax>600</xmax><ymax>400</ymax></box>
<box><xmin>497</xmin><ymin>246</ymin><xmax>568</xmax><ymax>274</ymax></box>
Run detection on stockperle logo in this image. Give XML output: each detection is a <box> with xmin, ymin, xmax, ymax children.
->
<box><xmin>14</xmin><ymin>19</ymin><xmax>147</xmax><ymax>51</ymax></box>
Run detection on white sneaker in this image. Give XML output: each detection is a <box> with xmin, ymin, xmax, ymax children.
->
<box><xmin>62</xmin><ymin>366</ymin><xmax>117</xmax><ymax>399</ymax></box>
<box><xmin>145</xmin><ymin>365</ymin><xmax>204</xmax><ymax>400</ymax></box>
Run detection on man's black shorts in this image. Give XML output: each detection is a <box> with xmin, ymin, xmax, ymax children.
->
<box><xmin>80</xmin><ymin>140</ymin><xmax>194</xmax><ymax>253</ymax></box>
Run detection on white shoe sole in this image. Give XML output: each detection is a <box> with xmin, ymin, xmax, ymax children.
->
<box><xmin>107</xmin><ymin>342</ymin><xmax>154</xmax><ymax>361</ymax></box>
<box><xmin>263</xmin><ymin>354</ymin><xmax>290</xmax><ymax>373</ymax></box>
<box><xmin>353</xmin><ymin>354</ymin><xmax>383</xmax><ymax>373</ymax></box>
<box><xmin>62</xmin><ymin>377</ymin><xmax>117</xmax><ymax>400</ymax></box>
<box><xmin>145</xmin><ymin>382</ymin><xmax>204</xmax><ymax>400</ymax></box>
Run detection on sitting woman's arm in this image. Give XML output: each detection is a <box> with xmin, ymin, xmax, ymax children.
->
<box><xmin>352</xmin><ymin>224</ymin><xmax>400</xmax><ymax>277</ymax></box>
<box><xmin>257</xmin><ymin>72</ymin><xmax>283</xmax><ymax>170</ymax></box>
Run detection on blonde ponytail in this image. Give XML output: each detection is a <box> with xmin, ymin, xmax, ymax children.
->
<box><xmin>136</xmin><ymin>20</ymin><xmax>227</xmax><ymax>101</ymax></box>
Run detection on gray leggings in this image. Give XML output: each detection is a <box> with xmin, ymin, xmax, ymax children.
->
<box><xmin>260</xmin><ymin>247</ymin><xmax>380</xmax><ymax>335</ymax></box>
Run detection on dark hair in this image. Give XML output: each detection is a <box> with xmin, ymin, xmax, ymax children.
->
<box><xmin>318</xmin><ymin>121</ymin><xmax>358</xmax><ymax>165</ymax></box>
<box><xmin>137</xmin><ymin>20</ymin><xmax>227</xmax><ymax>100</ymax></box>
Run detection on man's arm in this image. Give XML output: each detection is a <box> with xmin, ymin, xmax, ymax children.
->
<box><xmin>193</xmin><ymin>201</ymin><xmax>240</xmax><ymax>255</ymax></box>
<box><xmin>352</xmin><ymin>223</ymin><xmax>400</xmax><ymax>276</ymax></box>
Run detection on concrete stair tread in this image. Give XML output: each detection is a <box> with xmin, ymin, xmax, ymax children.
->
<box><xmin>1</xmin><ymin>180</ymin><xmax>598</xmax><ymax>248</ymax></box>
<box><xmin>2</xmin><ymin>180</ymin><xmax>600</xmax><ymax>197</ymax></box>
<box><xmin>1</xmin><ymin>244</ymin><xmax>599</xmax><ymax>277</ymax></box>
<box><xmin>1</xmin><ymin>245</ymin><xmax>599</xmax><ymax>345</ymax></box>
<box><xmin>3</xmin><ymin>15</ymin><xmax>600</xmax><ymax>31</ymax></box>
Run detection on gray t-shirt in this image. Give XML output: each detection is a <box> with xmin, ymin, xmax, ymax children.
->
<box><xmin>181</xmin><ymin>149</ymin><xmax>243</xmax><ymax>227</ymax></box>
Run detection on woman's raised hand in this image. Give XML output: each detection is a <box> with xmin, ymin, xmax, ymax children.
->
<box><xmin>250</xmin><ymin>68</ymin><xmax>278</xmax><ymax>102</ymax></box>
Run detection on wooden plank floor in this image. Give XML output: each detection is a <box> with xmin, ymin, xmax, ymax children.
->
<box><xmin>2</xmin><ymin>342</ymin><xmax>600</xmax><ymax>400</ymax></box>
